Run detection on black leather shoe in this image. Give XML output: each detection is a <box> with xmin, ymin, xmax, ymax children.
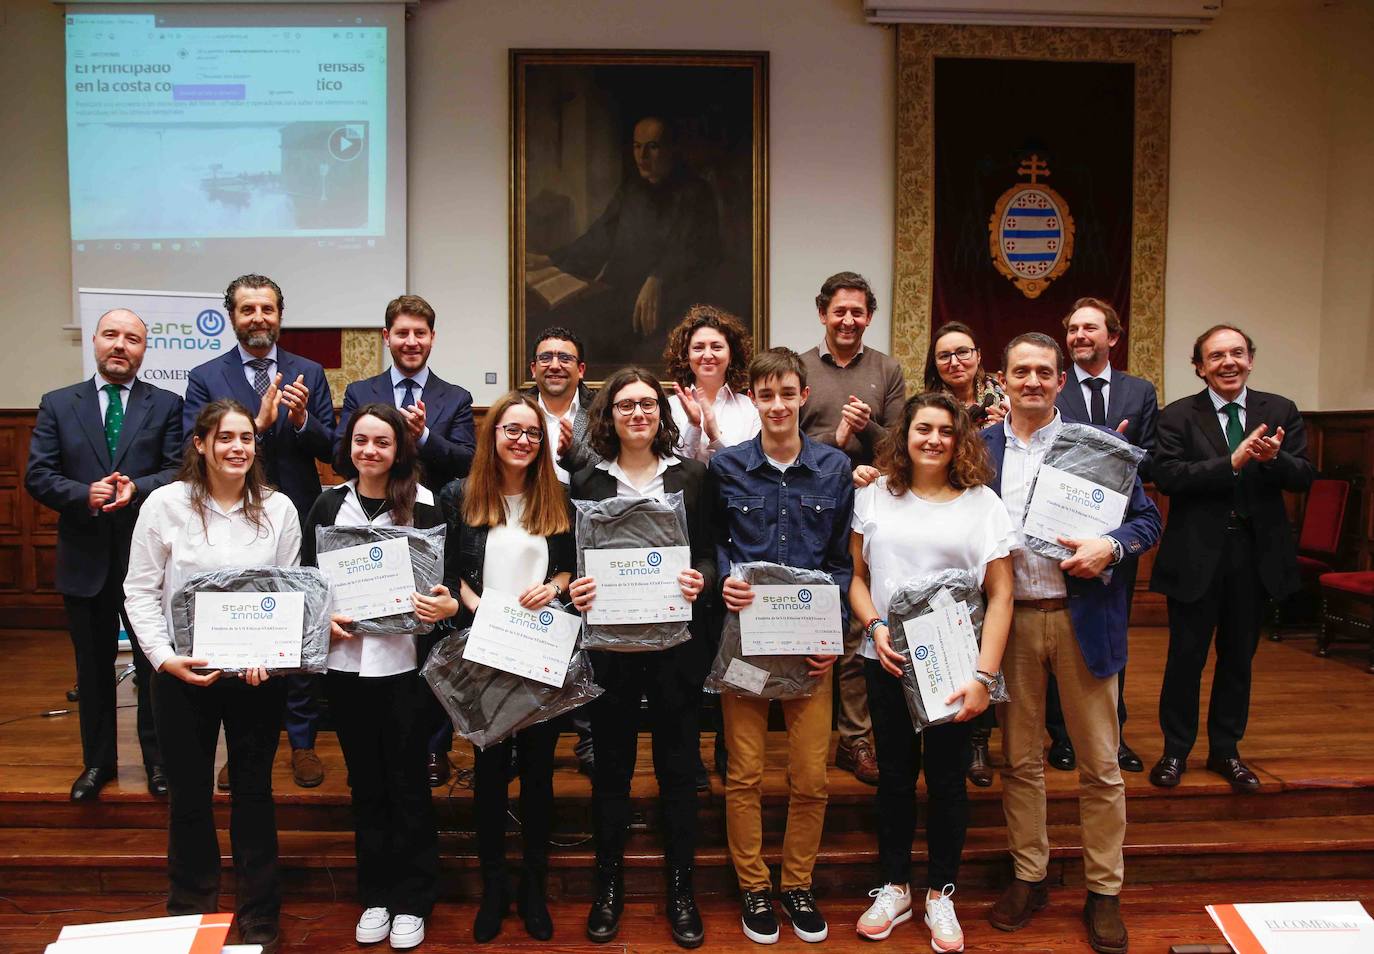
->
<box><xmin>145</xmin><ymin>764</ymin><xmax>168</xmax><ymax>796</ymax></box>
<box><xmin>585</xmin><ymin>859</ymin><xmax>624</xmax><ymax>943</ymax></box>
<box><xmin>518</xmin><ymin>868</ymin><xmax>553</xmax><ymax>940</ymax></box>
<box><xmin>1048</xmin><ymin>737</ymin><xmax>1076</xmax><ymax>771</ymax></box>
<box><xmin>1206</xmin><ymin>755</ymin><xmax>1260</xmax><ymax>793</ymax></box>
<box><xmin>1116</xmin><ymin>740</ymin><xmax>1144</xmax><ymax>773</ymax></box>
<box><xmin>1148</xmin><ymin>755</ymin><xmax>1186</xmax><ymax>788</ymax></box>
<box><xmin>665</xmin><ymin>866</ymin><xmax>704</xmax><ymax>948</ymax></box>
<box><xmin>473</xmin><ymin>869</ymin><xmax>509</xmax><ymax>942</ymax></box>
<box><xmin>428</xmin><ymin>753</ymin><xmax>450</xmax><ymax>788</ymax></box>
<box><xmin>968</xmin><ymin>728</ymin><xmax>993</xmax><ymax>787</ymax></box>
<box><xmin>70</xmin><ymin>766</ymin><xmax>115</xmax><ymax>801</ymax></box>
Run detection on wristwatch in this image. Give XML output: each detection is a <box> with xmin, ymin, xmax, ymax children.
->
<box><xmin>973</xmin><ymin>670</ymin><xmax>1001</xmax><ymax>691</ymax></box>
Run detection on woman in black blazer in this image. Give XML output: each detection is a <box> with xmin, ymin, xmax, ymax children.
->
<box><xmin>568</xmin><ymin>368</ymin><xmax>717</xmax><ymax>949</ymax></box>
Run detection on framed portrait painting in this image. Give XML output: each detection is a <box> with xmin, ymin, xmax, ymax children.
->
<box><xmin>510</xmin><ymin>50</ymin><xmax>769</xmax><ymax>386</ymax></box>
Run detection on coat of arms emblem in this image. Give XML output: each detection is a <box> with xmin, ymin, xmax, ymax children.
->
<box><xmin>988</xmin><ymin>154</ymin><xmax>1075</xmax><ymax>299</ymax></box>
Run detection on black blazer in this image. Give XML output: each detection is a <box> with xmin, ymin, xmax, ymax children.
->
<box><xmin>568</xmin><ymin>457</ymin><xmax>719</xmax><ymax>645</ymax></box>
<box><xmin>25</xmin><ymin>378</ymin><xmax>183</xmax><ymax>597</ymax></box>
<box><xmin>1056</xmin><ymin>366</ymin><xmax>1159</xmax><ymax>480</ymax></box>
<box><xmin>1150</xmin><ymin>388</ymin><xmax>1315</xmax><ymax>603</ymax></box>
<box><xmin>338</xmin><ymin>370</ymin><xmax>476</xmax><ymax>492</ymax></box>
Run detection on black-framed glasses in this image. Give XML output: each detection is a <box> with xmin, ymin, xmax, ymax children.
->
<box><xmin>535</xmin><ymin>351</ymin><xmax>579</xmax><ymax>367</ymax></box>
<box><xmin>498</xmin><ymin>423</ymin><xmax>544</xmax><ymax>443</ymax></box>
<box><xmin>936</xmin><ymin>346</ymin><xmax>977</xmax><ymax>365</ymax></box>
<box><xmin>612</xmin><ymin>397</ymin><xmax>661</xmax><ymax>416</ymax></box>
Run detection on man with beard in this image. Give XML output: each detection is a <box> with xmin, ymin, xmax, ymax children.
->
<box><xmin>523</xmin><ymin>325</ymin><xmax>601</xmax><ymax>483</ymax></box>
<box><xmin>26</xmin><ymin>308</ymin><xmax>182</xmax><ymax>800</ymax></box>
<box><xmin>184</xmin><ymin>273</ymin><xmax>336</xmax><ymax>789</ymax></box>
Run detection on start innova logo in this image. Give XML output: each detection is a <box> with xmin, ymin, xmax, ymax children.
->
<box><xmin>369</xmin><ymin>546</ymin><xmax>384</xmax><ymax>562</ymax></box>
<box><xmin>260</xmin><ymin>596</ymin><xmax>277</xmax><ymax>613</ymax></box>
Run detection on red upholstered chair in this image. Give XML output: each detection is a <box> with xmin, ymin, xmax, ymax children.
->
<box><xmin>1270</xmin><ymin>479</ymin><xmax>1350</xmax><ymax>640</ymax></box>
<box><xmin>1318</xmin><ymin>572</ymin><xmax>1374</xmax><ymax>673</ymax></box>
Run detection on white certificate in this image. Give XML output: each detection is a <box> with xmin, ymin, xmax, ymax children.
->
<box><xmin>901</xmin><ymin>601</ymin><xmax>978</xmax><ymax>724</ymax></box>
<box><xmin>463</xmin><ymin>589</ymin><xmax>581</xmax><ymax>688</ymax></box>
<box><xmin>739</xmin><ymin>584</ymin><xmax>843</xmax><ymax>656</ymax></box>
<box><xmin>584</xmin><ymin>546</ymin><xmax>692</xmax><ymax>625</ymax></box>
<box><xmin>192</xmin><ymin>591</ymin><xmax>305</xmax><ymax>670</ymax></box>
<box><xmin>1023</xmin><ymin>464</ymin><xmax>1129</xmax><ymax>544</ymax></box>
<box><xmin>317</xmin><ymin>536</ymin><xmax>416</xmax><ymax>622</ymax></box>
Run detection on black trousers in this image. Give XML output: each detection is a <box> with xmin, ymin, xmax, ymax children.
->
<box><xmin>473</xmin><ymin>719</ymin><xmax>559</xmax><ymax>873</ymax></box>
<box><xmin>63</xmin><ymin>574</ymin><xmax>160</xmax><ymax>770</ymax></box>
<box><xmin>152</xmin><ymin>670</ymin><xmax>285</xmax><ymax>936</ymax></box>
<box><xmin>326</xmin><ymin>669</ymin><xmax>439</xmax><ymax>918</ymax></box>
<box><xmin>589</xmin><ymin>642</ymin><xmax>702</xmax><ymax>869</ymax></box>
<box><xmin>1047</xmin><ymin>559</ymin><xmax>1136</xmax><ymax>743</ymax></box>
<box><xmin>865</xmin><ymin>659</ymin><xmax>973</xmax><ymax>889</ymax></box>
<box><xmin>1159</xmin><ymin>527</ymin><xmax>1267</xmax><ymax>760</ymax></box>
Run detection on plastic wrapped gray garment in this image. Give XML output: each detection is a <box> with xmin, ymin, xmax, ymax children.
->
<box><xmin>170</xmin><ymin>565</ymin><xmax>334</xmax><ymax>675</ymax></box>
<box><xmin>703</xmin><ymin>561</ymin><xmax>834</xmax><ymax>700</ymax></box>
<box><xmin>421</xmin><ymin>625</ymin><xmax>604</xmax><ymax>750</ymax></box>
<box><xmin>886</xmin><ymin>569</ymin><xmax>1008</xmax><ymax>733</ymax></box>
<box><xmin>314</xmin><ymin>524</ymin><xmax>446</xmax><ymax>637</ymax></box>
<box><xmin>1022</xmin><ymin>422</ymin><xmax>1147</xmax><ymax>573</ymax></box>
<box><xmin>574</xmin><ymin>492</ymin><xmax>692</xmax><ymax>652</ymax></box>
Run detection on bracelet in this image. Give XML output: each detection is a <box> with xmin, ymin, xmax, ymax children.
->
<box><xmin>864</xmin><ymin>617</ymin><xmax>887</xmax><ymax>640</ymax></box>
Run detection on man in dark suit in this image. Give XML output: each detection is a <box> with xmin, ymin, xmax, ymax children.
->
<box><xmin>25</xmin><ymin>308</ymin><xmax>182</xmax><ymax>800</ymax></box>
<box><xmin>336</xmin><ymin>294</ymin><xmax>475</xmax><ymax>493</ymax></box>
<box><xmin>983</xmin><ymin>333</ymin><xmax>1160</xmax><ymax>954</ymax></box>
<box><xmin>183</xmin><ymin>274</ymin><xmax>335</xmax><ymax>789</ymax></box>
<box><xmin>522</xmin><ymin>325</ymin><xmax>601</xmax><ymax>483</ymax></box>
<box><xmin>1047</xmin><ymin>297</ymin><xmax>1160</xmax><ymax>775</ymax></box>
<box><xmin>1148</xmin><ymin>324</ymin><xmax>1314</xmax><ymax>794</ymax></box>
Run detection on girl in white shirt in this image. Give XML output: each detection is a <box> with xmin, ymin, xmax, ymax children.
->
<box><xmin>847</xmin><ymin>392</ymin><xmax>1016</xmax><ymax>953</ymax></box>
<box><xmin>663</xmin><ymin>304</ymin><xmax>761</xmax><ymax>462</ymax></box>
<box><xmin>302</xmin><ymin>403</ymin><xmax>455</xmax><ymax>950</ymax></box>
<box><xmin>124</xmin><ymin>399</ymin><xmax>301</xmax><ymax>950</ymax></box>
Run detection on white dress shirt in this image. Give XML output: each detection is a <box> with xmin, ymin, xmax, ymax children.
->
<box><xmin>668</xmin><ymin>386</ymin><xmax>761</xmax><ymax>462</ymax></box>
<box><xmin>1000</xmin><ymin>410</ymin><xmax>1069</xmax><ymax>599</ymax></box>
<box><xmin>538</xmin><ymin>391</ymin><xmax>580</xmax><ymax>484</ymax></box>
<box><xmin>94</xmin><ymin>372</ymin><xmax>130</xmax><ymax>421</ymax></box>
<box><xmin>124</xmin><ymin>481</ymin><xmax>302</xmax><ymax>673</ymax></box>
<box><xmin>389</xmin><ymin>365</ymin><xmax>431</xmax><ymax>446</ymax></box>
<box><xmin>1074</xmin><ymin>362</ymin><xmax>1113</xmax><ymax>423</ymax></box>
<box><xmin>1208</xmin><ymin>386</ymin><xmax>1248</xmax><ymax>433</ymax></box>
<box><xmin>596</xmin><ymin>454</ymin><xmax>680</xmax><ymax>501</ymax></box>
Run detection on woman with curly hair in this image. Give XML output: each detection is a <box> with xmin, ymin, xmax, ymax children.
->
<box><xmin>662</xmin><ymin>304</ymin><xmax>760</xmax><ymax>461</ymax></box>
<box><xmin>923</xmin><ymin>321</ymin><xmax>1008</xmax><ymax>430</ymax></box>
<box><xmin>846</xmin><ymin>391</ymin><xmax>1016</xmax><ymax>952</ymax></box>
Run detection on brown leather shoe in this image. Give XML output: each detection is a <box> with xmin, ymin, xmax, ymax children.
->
<box><xmin>291</xmin><ymin>747</ymin><xmax>324</xmax><ymax>788</ymax></box>
<box><xmin>216</xmin><ymin>761</ymin><xmax>230</xmax><ymax>792</ymax></box>
<box><xmin>988</xmin><ymin>878</ymin><xmax>1049</xmax><ymax>932</ymax></box>
<box><xmin>836</xmin><ymin>738</ymin><xmax>879</xmax><ymax>786</ymax></box>
<box><xmin>967</xmin><ymin>728</ymin><xmax>993</xmax><ymax>787</ymax></box>
<box><xmin>1083</xmin><ymin>891</ymin><xmax>1128</xmax><ymax>953</ymax></box>
<box><xmin>428</xmin><ymin>752</ymin><xmax>451</xmax><ymax>788</ymax></box>
<box><xmin>1148</xmin><ymin>756</ymin><xmax>1185</xmax><ymax>788</ymax></box>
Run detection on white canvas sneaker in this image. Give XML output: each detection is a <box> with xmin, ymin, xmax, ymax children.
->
<box><xmin>355</xmin><ymin>907</ymin><xmax>391</xmax><ymax>944</ymax></box>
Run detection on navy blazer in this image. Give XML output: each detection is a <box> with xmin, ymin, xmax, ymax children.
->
<box><xmin>184</xmin><ymin>348</ymin><xmax>334</xmax><ymax>519</ymax></box>
<box><xmin>1056</xmin><ymin>367</ymin><xmax>1159</xmax><ymax>480</ymax></box>
<box><xmin>981</xmin><ymin>421</ymin><xmax>1162</xmax><ymax>678</ymax></box>
<box><xmin>337</xmin><ymin>370</ymin><xmax>475</xmax><ymax>492</ymax></box>
<box><xmin>25</xmin><ymin>378</ymin><xmax>183</xmax><ymax>597</ymax></box>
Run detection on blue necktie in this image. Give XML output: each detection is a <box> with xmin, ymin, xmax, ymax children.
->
<box><xmin>399</xmin><ymin>378</ymin><xmax>417</xmax><ymax>409</ymax></box>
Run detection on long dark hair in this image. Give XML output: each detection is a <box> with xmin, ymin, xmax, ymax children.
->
<box><xmin>587</xmin><ymin>367</ymin><xmax>680</xmax><ymax>461</ymax></box>
<box><xmin>333</xmin><ymin>403</ymin><xmax>421</xmax><ymax>527</ymax></box>
<box><xmin>178</xmin><ymin>399</ymin><xmax>270</xmax><ymax>536</ymax></box>
<box><xmin>923</xmin><ymin>320</ymin><xmax>992</xmax><ymax>395</ymax></box>
<box><xmin>878</xmin><ymin>391</ymin><xmax>994</xmax><ymax>494</ymax></box>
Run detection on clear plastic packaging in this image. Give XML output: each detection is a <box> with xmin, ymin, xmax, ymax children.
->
<box><xmin>421</xmin><ymin>626</ymin><xmax>604</xmax><ymax>750</ymax></box>
<box><xmin>573</xmin><ymin>492</ymin><xmax>692</xmax><ymax>652</ymax></box>
<box><xmin>704</xmin><ymin>561</ymin><xmax>835</xmax><ymax>700</ymax></box>
<box><xmin>314</xmin><ymin>524</ymin><xmax>447</xmax><ymax>637</ymax></box>
<box><xmin>170</xmin><ymin>565</ymin><xmax>334</xmax><ymax>675</ymax></box>
<box><xmin>886</xmin><ymin>569</ymin><xmax>1008</xmax><ymax>733</ymax></box>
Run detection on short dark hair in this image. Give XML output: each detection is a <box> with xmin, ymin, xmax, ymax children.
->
<box><xmin>385</xmin><ymin>294</ymin><xmax>436</xmax><ymax>330</ymax></box>
<box><xmin>815</xmin><ymin>271</ymin><xmax>878</xmax><ymax>316</ymax></box>
<box><xmin>224</xmin><ymin>274</ymin><xmax>284</xmax><ymax>315</ymax></box>
<box><xmin>531</xmin><ymin>325</ymin><xmax>585</xmax><ymax>364</ymax></box>
<box><xmin>748</xmin><ymin>347</ymin><xmax>808</xmax><ymax>391</ymax></box>
<box><xmin>586</xmin><ymin>368</ymin><xmax>680</xmax><ymax>460</ymax></box>
<box><xmin>1063</xmin><ymin>297</ymin><xmax>1122</xmax><ymax>337</ymax></box>
<box><xmin>1002</xmin><ymin>332</ymin><xmax>1064</xmax><ymax>375</ymax></box>
<box><xmin>1191</xmin><ymin>323</ymin><xmax>1256</xmax><ymax>366</ymax></box>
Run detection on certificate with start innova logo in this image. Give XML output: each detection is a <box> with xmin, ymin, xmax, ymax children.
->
<box><xmin>193</xmin><ymin>591</ymin><xmax>305</xmax><ymax>670</ymax></box>
<box><xmin>739</xmin><ymin>584</ymin><xmax>843</xmax><ymax>656</ymax></box>
<box><xmin>583</xmin><ymin>546</ymin><xmax>692</xmax><ymax>625</ymax></box>
<box><xmin>463</xmin><ymin>589</ymin><xmax>581</xmax><ymax>687</ymax></box>
<box><xmin>317</xmin><ymin>536</ymin><xmax>416</xmax><ymax>622</ymax></box>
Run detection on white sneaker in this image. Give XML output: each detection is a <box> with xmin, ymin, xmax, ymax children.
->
<box><xmin>924</xmin><ymin>885</ymin><xmax>964</xmax><ymax>953</ymax></box>
<box><xmin>356</xmin><ymin>907</ymin><xmax>391</xmax><ymax>944</ymax></box>
<box><xmin>389</xmin><ymin>914</ymin><xmax>425</xmax><ymax>950</ymax></box>
<box><xmin>856</xmin><ymin>883</ymin><xmax>912</xmax><ymax>940</ymax></box>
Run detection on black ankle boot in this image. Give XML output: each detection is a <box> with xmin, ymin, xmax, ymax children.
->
<box><xmin>666</xmin><ymin>865</ymin><xmax>704</xmax><ymax>948</ymax></box>
<box><xmin>968</xmin><ymin>727</ymin><xmax>993</xmax><ymax>788</ymax></box>
<box><xmin>518</xmin><ymin>866</ymin><xmax>553</xmax><ymax>940</ymax></box>
<box><xmin>585</xmin><ymin>859</ymin><xmax>624</xmax><ymax>943</ymax></box>
<box><xmin>473</xmin><ymin>868</ymin><xmax>509</xmax><ymax>943</ymax></box>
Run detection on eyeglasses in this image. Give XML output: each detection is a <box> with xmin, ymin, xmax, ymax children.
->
<box><xmin>498</xmin><ymin>424</ymin><xmax>544</xmax><ymax>443</ymax></box>
<box><xmin>535</xmin><ymin>351</ymin><xmax>579</xmax><ymax>367</ymax></box>
<box><xmin>936</xmin><ymin>346</ymin><xmax>977</xmax><ymax>365</ymax></box>
<box><xmin>612</xmin><ymin>398</ymin><xmax>661</xmax><ymax>416</ymax></box>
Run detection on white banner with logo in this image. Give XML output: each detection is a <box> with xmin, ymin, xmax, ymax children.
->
<box><xmin>79</xmin><ymin>287</ymin><xmax>236</xmax><ymax>397</ymax></box>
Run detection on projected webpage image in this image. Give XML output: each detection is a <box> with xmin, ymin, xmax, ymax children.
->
<box><xmin>67</xmin><ymin>14</ymin><xmax>387</xmax><ymax>241</ymax></box>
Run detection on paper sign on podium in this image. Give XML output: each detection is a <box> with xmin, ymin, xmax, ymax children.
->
<box><xmin>1206</xmin><ymin>901</ymin><xmax>1374</xmax><ymax>954</ymax></box>
<box><xmin>45</xmin><ymin>913</ymin><xmax>235</xmax><ymax>953</ymax></box>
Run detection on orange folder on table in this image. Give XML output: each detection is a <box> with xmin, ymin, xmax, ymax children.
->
<box><xmin>45</xmin><ymin>913</ymin><xmax>234</xmax><ymax>953</ymax></box>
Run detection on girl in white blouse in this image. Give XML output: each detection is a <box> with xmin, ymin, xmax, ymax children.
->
<box><xmin>663</xmin><ymin>304</ymin><xmax>761</xmax><ymax>462</ymax></box>
<box><xmin>124</xmin><ymin>399</ymin><xmax>301</xmax><ymax>950</ymax></box>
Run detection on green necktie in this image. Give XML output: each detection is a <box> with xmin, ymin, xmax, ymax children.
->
<box><xmin>103</xmin><ymin>383</ymin><xmax>124</xmax><ymax>458</ymax></box>
<box><xmin>1223</xmin><ymin>402</ymin><xmax>1244</xmax><ymax>453</ymax></box>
